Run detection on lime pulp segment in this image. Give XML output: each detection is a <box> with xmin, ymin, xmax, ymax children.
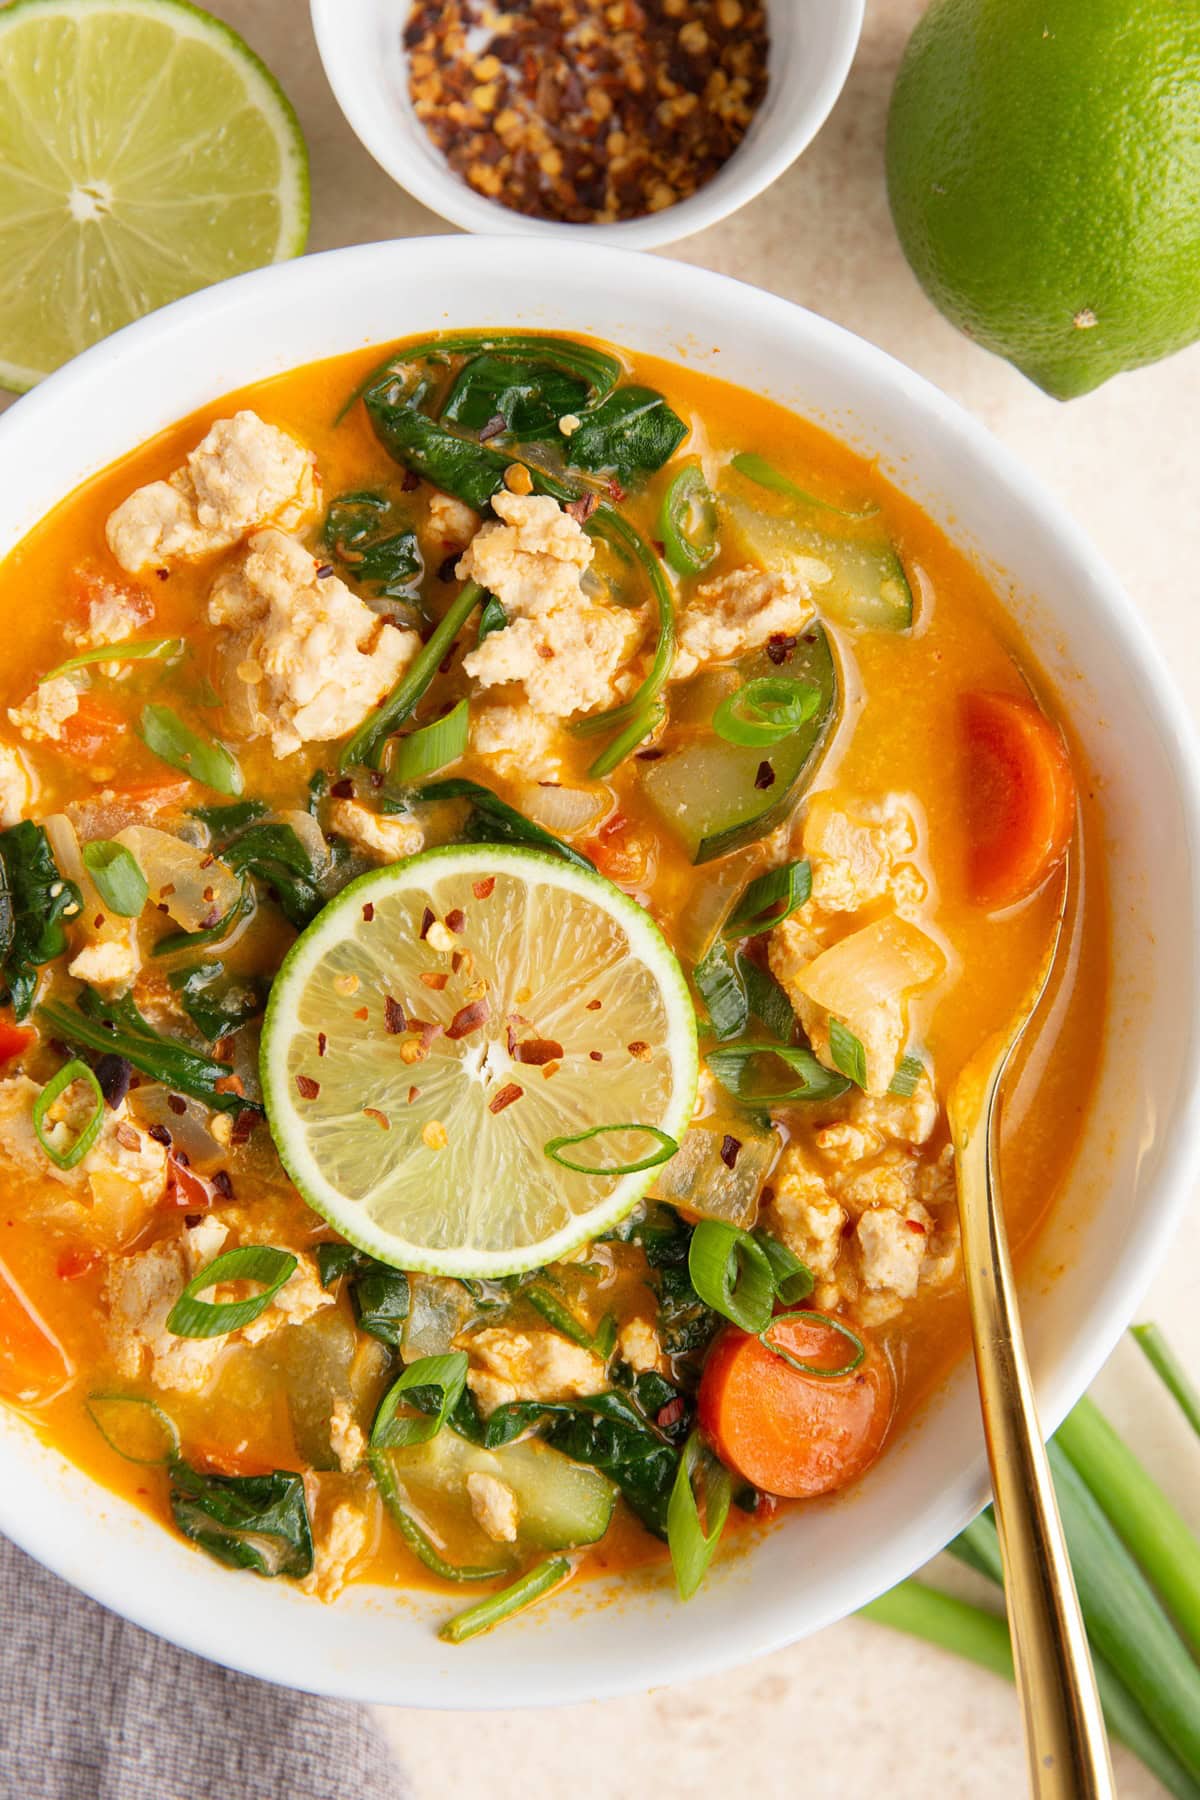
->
<box><xmin>261</xmin><ymin>846</ymin><xmax>699</xmax><ymax>1278</ymax></box>
<box><xmin>0</xmin><ymin>0</ymin><xmax>309</xmax><ymax>391</ymax></box>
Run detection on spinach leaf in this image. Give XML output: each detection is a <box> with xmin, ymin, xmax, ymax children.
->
<box><xmin>169</xmin><ymin>1462</ymin><xmax>313</xmax><ymax>1578</ymax></box>
<box><xmin>322</xmin><ymin>491</ymin><xmax>422</xmax><ymax>597</ymax></box>
<box><xmin>316</xmin><ymin>1243</ymin><xmax>410</xmax><ymax>1348</ymax></box>
<box><xmin>219</xmin><ymin>823</ymin><xmax>324</xmax><ymax>931</ymax></box>
<box><xmin>190</xmin><ymin>799</ymin><xmax>268</xmax><ymax>834</ymax></box>
<box><xmin>415</xmin><ymin>778</ymin><xmax>596</xmax><ymax>873</ymax></box>
<box><xmin>0</xmin><ymin>822</ymin><xmax>82</xmax><ymax>1018</ymax></box>
<box><xmin>616</xmin><ymin>1204</ymin><xmax>721</xmax><ymax>1363</ymax></box>
<box><xmin>568</xmin><ymin>387</ymin><xmax>688</xmax><ymax>483</ymax></box>
<box><xmin>168</xmin><ymin>962</ymin><xmax>268</xmax><ymax>1041</ymax></box>
<box><xmin>37</xmin><ymin>988</ymin><xmax>253</xmax><ymax>1116</ymax></box>
<box><xmin>441</xmin><ymin>353</ymin><xmax>589</xmax><ymax>438</ymax></box>
<box><xmin>380</xmin><ymin>333</ymin><xmax>622</xmax><ymax>405</ymax></box>
<box><xmin>365</xmin><ymin>380</ymin><xmax>575</xmax><ymax>511</ymax></box>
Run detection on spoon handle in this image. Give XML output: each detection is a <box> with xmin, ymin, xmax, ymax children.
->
<box><xmin>956</xmin><ymin>1093</ymin><xmax>1115</xmax><ymax>1799</ymax></box>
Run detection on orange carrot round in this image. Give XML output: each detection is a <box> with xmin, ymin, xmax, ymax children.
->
<box><xmin>963</xmin><ymin>689</ymin><xmax>1075</xmax><ymax>908</ymax></box>
<box><xmin>697</xmin><ymin>1312</ymin><xmax>894</xmax><ymax>1499</ymax></box>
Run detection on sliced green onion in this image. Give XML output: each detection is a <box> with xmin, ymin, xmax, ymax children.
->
<box><xmin>751</xmin><ymin>1231</ymin><xmax>815</xmax><ymax>1305</ymax></box>
<box><xmin>724</xmin><ymin>860</ymin><xmax>812</xmax><ymax>936</ymax></box>
<box><xmin>439</xmin><ymin>1555</ymin><xmax>574</xmax><ymax>1643</ymax></box>
<box><xmin>658</xmin><ymin>465</ymin><xmax>718</xmax><ymax>576</ymax></box>
<box><xmin>705</xmin><ymin>1039</ymin><xmax>850</xmax><ymax>1105</ymax></box>
<box><xmin>477</xmin><ymin>596</ymin><xmax>508</xmax><ymax>641</ymax></box>
<box><xmin>151</xmin><ymin>879</ymin><xmax>252</xmax><ymax>959</ymax></box>
<box><xmin>694</xmin><ymin>937</ymin><xmax>749</xmax><ymax>1041</ymax></box>
<box><xmin>139</xmin><ymin>704</ymin><xmax>243</xmax><ymax>796</ymax></box>
<box><xmin>736</xmin><ymin>952</ymin><xmax>798</xmax><ymax>1043</ymax></box>
<box><xmin>32</xmin><ymin>1059</ymin><xmax>105</xmax><ymax>1171</ymax></box>
<box><xmin>165</xmin><ymin>1245</ymin><xmax>297</xmax><ymax>1340</ymax></box>
<box><xmin>730</xmin><ymin>451</ymin><xmax>878</xmax><ymax>519</ymax></box>
<box><xmin>586</xmin><ymin>700</ymin><xmax>665</xmax><ymax>780</ymax></box>
<box><xmin>340</xmin><ymin>581</ymin><xmax>483</xmax><ymax>771</ymax></box>
<box><xmin>526</xmin><ymin>1287</ymin><xmax>597</xmax><ymax>1350</ymax></box>
<box><xmin>888</xmin><ymin>1053</ymin><xmax>927</xmax><ymax>1098</ymax></box>
<box><xmin>41</xmin><ymin>636</ymin><xmax>185</xmax><ymax>681</ymax></box>
<box><xmin>687</xmin><ymin>1220</ymin><xmax>776</xmax><ymax>1333</ymax></box>
<box><xmin>370</xmin><ymin>1352</ymin><xmax>469</xmax><ymax>1450</ymax></box>
<box><xmin>828</xmin><ymin>1018</ymin><xmax>868</xmax><ymax>1089</ymax></box>
<box><xmin>81</xmin><ymin>839</ymin><xmax>148</xmax><ymax>917</ymax></box>
<box><xmin>668</xmin><ymin>1429</ymin><xmax>732</xmax><ymax>1600</ymax></box>
<box><xmin>86</xmin><ymin>1393</ymin><xmax>180</xmax><ymax>1466</ymax></box>
<box><xmin>712</xmin><ymin>676</ymin><xmax>820</xmax><ymax>748</ymax></box>
<box><xmin>543</xmin><ymin>1123</ymin><xmax>679</xmax><ymax>1176</ymax></box>
<box><xmin>1132</xmin><ymin>1323</ymin><xmax>1200</xmax><ymax>1439</ymax></box>
<box><xmin>759</xmin><ymin>1309</ymin><xmax>866</xmax><ymax>1378</ymax></box>
<box><xmin>389</xmin><ymin>698</ymin><xmax>470</xmax><ymax>784</ymax></box>
<box><xmin>592</xmin><ymin>1314</ymin><xmax>618</xmax><ymax>1362</ymax></box>
<box><xmin>1055</xmin><ymin>1395</ymin><xmax>1200</xmax><ymax>1659</ymax></box>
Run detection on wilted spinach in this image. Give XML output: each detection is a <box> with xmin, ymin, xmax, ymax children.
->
<box><xmin>567</xmin><ymin>387</ymin><xmax>688</xmax><ymax>483</ymax></box>
<box><xmin>169</xmin><ymin>1462</ymin><xmax>313</xmax><ymax>1578</ymax></box>
<box><xmin>322</xmin><ymin>491</ymin><xmax>422</xmax><ymax>598</ymax></box>
<box><xmin>37</xmin><ymin>987</ymin><xmax>252</xmax><ymax>1116</ymax></box>
<box><xmin>441</xmin><ymin>353</ymin><xmax>590</xmax><ymax>438</ymax></box>
<box><xmin>0</xmin><ymin>822</ymin><xmax>81</xmax><ymax>1018</ymax></box>
<box><xmin>168</xmin><ymin>962</ymin><xmax>268</xmax><ymax>1041</ymax></box>
<box><xmin>316</xmin><ymin>1243</ymin><xmax>411</xmax><ymax>1349</ymax></box>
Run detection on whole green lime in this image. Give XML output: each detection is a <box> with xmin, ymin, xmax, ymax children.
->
<box><xmin>886</xmin><ymin>0</ymin><xmax>1200</xmax><ymax>399</ymax></box>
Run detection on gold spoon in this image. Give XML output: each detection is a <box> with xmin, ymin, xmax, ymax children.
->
<box><xmin>947</xmin><ymin>862</ymin><xmax>1114</xmax><ymax>1798</ymax></box>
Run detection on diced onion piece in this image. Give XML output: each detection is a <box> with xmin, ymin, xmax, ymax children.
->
<box><xmin>126</xmin><ymin>1084</ymin><xmax>229</xmax><ymax>1171</ymax></box>
<box><xmin>796</xmin><ymin>916</ymin><xmax>945</xmax><ymax>1021</ymax></box>
<box><xmin>401</xmin><ymin>1275</ymin><xmax>478</xmax><ymax>1360</ymax></box>
<box><xmin>673</xmin><ymin>848</ymin><xmax>763</xmax><ymax>967</ymax></box>
<box><xmin>272</xmin><ymin>810</ymin><xmax>333</xmax><ymax>882</ymax></box>
<box><xmin>653</xmin><ymin>1119</ymin><xmax>777</xmax><ymax>1229</ymax></box>
<box><xmin>114</xmin><ymin>825</ymin><xmax>240</xmax><ymax>930</ymax></box>
<box><xmin>511</xmin><ymin>782</ymin><xmax>606</xmax><ymax>838</ymax></box>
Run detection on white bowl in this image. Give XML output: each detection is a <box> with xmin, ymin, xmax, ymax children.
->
<box><xmin>310</xmin><ymin>0</ymin><xmax>864</xmax><ymax>247</ymax></box>
<box><xmin>1</xmin><ymin>239</ymin><xmax>1198</xmax><ymax>1706</ymax></box>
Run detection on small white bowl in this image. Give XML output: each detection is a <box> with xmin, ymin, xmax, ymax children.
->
<box><xmin>0</xmin><ymin>239</ymin><xmax>1198</xmax><ymax>1705</ymax></box>
<box><xmin>310</xmin><ymin>0</ymin><xmax>865</xmax><ymax>247</ymax></box>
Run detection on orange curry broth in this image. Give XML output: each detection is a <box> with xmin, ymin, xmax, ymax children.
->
<box><xmin>0</xmin><ymin>338</ymin><xmax>1108</xmax><ymax>1595</ymax></box>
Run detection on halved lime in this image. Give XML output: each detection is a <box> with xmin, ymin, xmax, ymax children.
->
<box><xmin>0</xmin><ymin>0</ymin><xmax>309</xmax><ymax>392</ymax></box>
<box><xmin>261</xmin><ymin>846</ymin><xmax>699</xmax><ymax>1278</ymax></box>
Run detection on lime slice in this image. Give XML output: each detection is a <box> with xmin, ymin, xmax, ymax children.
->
<box><xmin>0</xmin><ymin>0</ymin><xmax>309</xmax><ymax>392</ymax></box>
<box><xmin>261</xmin><ymin>845</ymin><xmax>699</xmax><ymax>1277</ymax></box>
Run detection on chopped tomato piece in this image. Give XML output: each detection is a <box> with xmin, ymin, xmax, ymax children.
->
<box><xmin>0</xmin><ymin>1257</ymin><xmax>72</xmax><ymax>1404</ymax></box>
<box><xmin>106</xmin><ymin>772</ymin><xmax>192</xmax><ymax>810</ymax></box>
<box><xmin>0</xmin><ymin>1020</ymin><xmax>35</xmax><ymax>1064</ymax></box>
<box><xmin>163</xmin><ymin>1156</ymin><xmax>215</xmax><ymax>1211</ymax></box>
<box><xmin>963</xmin><ymin>690</ymin><xmax>1075</xmax><ymax>908</ymax></box>
<box><xmin>582</xmin><ymin>812</ymin><xmax>654</xmax><ymax>886</ymax></box>
<box><xmin>56</xmin><ymin>1245</ymin><xmax>103</xmax><ymax>1282</ymax></box>
<box><xmin>66</xmin><ymin>566</ymin><xmax>153</xmax><ymax>635</ymax></box>
<box><xmin>60</xmin><ymin>693</ymin><xmax>128</xmax><ymax>760</ymax></box>
<box><xmin>698</xmin><ymin>1313</ymin><xmax>894</xmax><ymax>1499</ymax></box>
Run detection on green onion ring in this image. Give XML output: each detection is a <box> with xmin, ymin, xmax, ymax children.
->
<box><xmin>86</xmin><ymin>1393</ymin><xmax>181</xmax><ymax>1466</ymax></box>
<box><xmin>758</xmin><ymin>1309</ymin><xmax>867</xmax><ymax>1379</ymax></box>
<box><xmin>166</xmin><ymin>1245</ymin><xmax>298</xmax><ymax>1340</ymax></box>
<box><xmin>32</xmin><ymin>1059</ymin><xmax>106</xmax><ymax>1171</ymax></box>
<box><xmin>543</xmin><ymin>1123</ymin><xmax>679</xmax><ymax>1176</ymax></box>
<box><xmin>687</xmin><ymin>1219</ymin><xmax>776</xmax><ymax>1334</ymax></box>
<box><xmin>712</xmin><ymin>676</ymin><xmax>820</xmax><ymax>748</ymax></box>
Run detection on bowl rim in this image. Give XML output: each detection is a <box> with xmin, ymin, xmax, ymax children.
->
<box><xmin>1</xmin><ymin>236</ymin><xmax>1199</xmax><ymax>1704</ymax></box>
<box><xmin>308</xmin><ymin>0</ymin><xmax>867</xmax><ymax>248</ymax></box>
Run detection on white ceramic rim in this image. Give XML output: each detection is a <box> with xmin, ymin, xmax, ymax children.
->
<box><xmin>0</xmin><ymin>238</ymin><xmax>1197</xmax><ymax>1705</ymax></box>
<box><xmin>309</xmin><ymin>0</ymin><xmax>866</xmax><ymax>248</ymax></box>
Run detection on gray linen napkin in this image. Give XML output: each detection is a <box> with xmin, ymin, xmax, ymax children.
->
<box><xmin>0</xmin><ymin>1534</ymin><xmax>401</xmax><ymax>1800</ymax></box>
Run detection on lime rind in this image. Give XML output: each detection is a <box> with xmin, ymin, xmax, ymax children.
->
<box><xmin>261</xmin><ymin>845</ymin><xmax>699</xmax><ymax>1279</ymax></box>
<box><xmin>0</xmin><ymin>0</ymin><xmax>309</xmax><ymax>393</ymax></box>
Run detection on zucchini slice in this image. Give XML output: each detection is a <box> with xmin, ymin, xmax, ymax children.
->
<box><xmin>722</xmin><ymin>493</ymin><xmax>914</xmax><ymax>633</ymax></box>
<box><xmin>639</xmin><ymin>626</ymin><xmax>839</xmax><ymax>862</ymax></box>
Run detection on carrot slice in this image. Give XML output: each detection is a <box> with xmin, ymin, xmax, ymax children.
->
<box><xmin>963</xmin><ymin>690</ymin><xmax>1075</xmax><ymax>908</ymax></box>
<box><xmin>697</xmin><ymin>1313</ymin><xmax>894</xmax><ymax>1499</ymax></box>
<box><xmin>0</xmin><ymin>1257</ymin><xmax>72</xmax><ymax>1404</ymax></box>
<box><xmin>0</xmin><ymin>1020</ymin><xmax>35</xmax><ymax>1063</ymax></box>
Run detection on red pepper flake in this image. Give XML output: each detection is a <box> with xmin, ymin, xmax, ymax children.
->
<box><xmin>296</xmin><ymin>1074</ymin><xmax>320</xmax><ymax>1100</ymax></box>
<box><xmin>754</xmin><ymin>760</ymin><xmax>776</xmax><ymax>790</ymax></box>
<box><xmin>167</xmin><ymin>1094</ymin><xmax>187</xmax><ymax>1116</ymax></box>
<box><xmin>407</xmin><ymin>1085</ymin><xmax>422</xmax><ymax>1104</ymax></box>
<box><xmin>446</xmin><ymin>997</ymin><xmax>490</xmax><ymax>1039</ymax></box>
<box><xmin>362</xmin><ymin>901</ymin><xmax>375</xmax><ymax>922</ymax></box>
<box><xmin>514</xmin><ymin>1036</ymin><xmax>564</xmax><ymax>1065</ymax></box>
<box><xmin>409</xmin><ymin>1016</ymin><xmax>440</xmax><ymax>1043</ymax></box>
<box><xmin>363</xmin><ymin>1106</ymin><xmax>391</xmax><ymax>1131</ymax></box>
<box><xmin>155</xmin><ymin>567</ymin><xmax>169</xmax><ymax>581</ymax></box>
<box><xmin>436</xmin><ymin>553</ymin><xmax>459</xmax><ymax>584</ymax></box>
<box><xmin>384</xmin><ymin>996</ymin><xmax>406</xmax><ymax>1034</ymax></box>
<box><xmin>478</xmin><ymin>412</ymin><xmax>507</xmax><ymax>443</ymax></box>
<box><xmin>906</xmin><ymin>1217</ymin><xmax>928</xmax><ymax>1234</ymax></box>
<box><xmin>445</xmin><ymin>907</ymin><xmax>466</xmax><ymax>933</ymax></box>
<box><xmin>317</xmin><ymin>1031</ymin><xmax>328</xmax><ymax>1057</ymax></box>
<box><xmin>56</xmin><ymin>1245</ymin><xmax>101</xmax><ymax>1281</ymax></box>
<box><xmin>419</xmin><ymin>906</ymin><xmax>435</xmax><ymax>940</ymax></box>
<box><xmin>719</xmin><ymin>1134</ymin><xmax>742</xmax><ymax>1170</ymax></box>
<box><xmin>315</xmin><ymin>562</ymin><xmax>335</xmax><ymax>579</ymax></box>
<box><xmin>211</xmin><ymin>1169</ymin><xmax>234</xmax><ymax>1200</ymax></box>
<box><xmin>564</xmin><ymin>492</ymin><xmax>599</xmax><ymax>525</ymax></box>
<box><xmin>214</xmin><ymin>1073</ymin><xmax>245</xmax><ymax>1098</ymax></box>
<box><xmin>401</xmin><ymin>468</ymin><xmax>421</xmax><ymax>493</ymax></box>
<box><xmin>353</xmin><ymin>1005</ymin><xmax>369</xmax><ymax>1021</ymax></box>
<box><xmin>488</xmin><ymin>1082</ymin><xmax>524</xmax><ymax>1114</ymax></box>
<box><xmin>231</xmin><ymin>1109</ymin><xmax>256</xmax><ymax>1147</ymax></box>
<box><xmin>586</xmin><ymin>998</ymin><xmax>602</xmax><ymax>1011</ymax></box>
<box><xmin>635</xmin><ymin>748</ymin><xmax>664</xmax><ymax>761</ymax></box>
<box><xmin>656</xmin><ymin>1397</ymin><xmax>687</xmax><ymax>1431</ymax></box>
<box><xmin>331</xmin><ymin>777</ymin><xmax>355</xmax><ymax>799</ymax></box>
<box><xmin>114</xmin><ymin>1121</ymin><xmax>142</xmax><ymax>1152</ymax></box>
<box><xmin>472</xmin><ymin>876</ymin><xmax>496</xmax><ymax>900</ymax></box>
<box><xmin>147</xmin><ymin>1122</ymin><xmax>172</xmax><ymax>1147</ymax></box>
<box><xmin>589</xmin><ymin>1051</ymin><xmax>603</xmax><ymax>1062</ymax></box>
<box><xmin>420</xmin><ymin>971</ymin><xmax>449</xmax><ymax>990</ymax></box>
<box><xmin>767</xmin><ymin>633</ymin><xmax>797</xmax><ymax>665</ymax></box>
<box><xmin>542</xmin><ymin>1061</ymin><xmax>561</xmax><ymax>1079</ymax></box>
<box><xmin>627</xmin><ymin>1040</ymin><xmax>651</xmax><ymax>1062</ymax></box>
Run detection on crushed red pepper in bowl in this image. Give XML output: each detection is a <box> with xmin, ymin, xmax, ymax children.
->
<box><xmin>403</xmin><ymin>0</ymin><xmax>770</xmax><ymax>226</ymax></box>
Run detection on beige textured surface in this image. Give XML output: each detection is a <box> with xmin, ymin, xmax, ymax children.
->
<box><xmin>5</xmin><ymin>2</ymin><xmax>1199</xmax><ymax>1791</ymax></box>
